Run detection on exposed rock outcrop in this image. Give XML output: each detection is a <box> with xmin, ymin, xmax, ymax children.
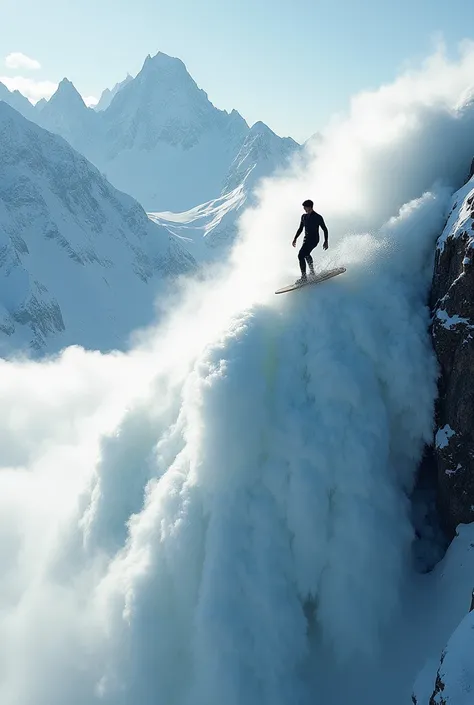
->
<box><xmin>431</xmin><ymin>178</ymin><xmax>474</xmax><ymax>535</ymax></box>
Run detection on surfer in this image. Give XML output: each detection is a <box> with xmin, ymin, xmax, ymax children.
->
<box><xmin>292</xmin><ymin>200</ymin><xmax>328</xmax><ymax>284</ymax></box>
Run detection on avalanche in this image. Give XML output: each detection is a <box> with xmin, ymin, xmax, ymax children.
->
<box><xmin>2</xmin><ymin>43</ymin><xmax>474</xmax><ymax>705</ymax></box>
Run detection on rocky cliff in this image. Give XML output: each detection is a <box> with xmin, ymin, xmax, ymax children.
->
<box><xmin>431</xmin><ymin>177</ymin><xmax>474</xmax><ymax>535</ymax></box>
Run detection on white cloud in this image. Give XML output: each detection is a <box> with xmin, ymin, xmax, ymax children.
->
<box><xmin>0</xmin><ymin>75</ymin><xmax>57</xmax><ymax>103</ymax></box>
<box><xmin>84</xmin><ymin>95</ymin><xmax>99</xmax><ymax>107</ymax></box>
<box><xmin>1</xmin><ymin>73</ymin><xmax>96</xmax><ymax>107</ymax></box>
<box><xmin>5</xmin><ymin>52</ymin><xmax>41</xmax><ymax>71</ymax></box>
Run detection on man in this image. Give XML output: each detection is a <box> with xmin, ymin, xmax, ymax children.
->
<box><xmin>292</xmin><ymin>199</ymin><xmax>328</xmax><ymax>283</ymax></box>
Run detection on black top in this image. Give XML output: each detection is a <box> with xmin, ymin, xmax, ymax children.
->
<box><xmin>296</xmin><ymin>211</ymin><xmax>328</xmax><ymax>240</ymax></box>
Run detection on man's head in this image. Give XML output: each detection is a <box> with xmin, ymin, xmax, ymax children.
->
<box><xmin>302</xmin><ymin>199</ymin><xmax>314</xmax><ymax>213</ymax></box>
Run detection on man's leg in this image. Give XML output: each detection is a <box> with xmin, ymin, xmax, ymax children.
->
<box><xmin>306</xmin><ymin>252</ymin><xmax>315</xmax><ymax>276</ymax></box>
<box><xmin>298</xmin><ymin>245</ymin><xmax>308</xmax><ymax>277</ymax></box>
<box><xmin>298</xmin><ymin>239</ymin><xmax>317</xmax><ymax>278</ymax></box>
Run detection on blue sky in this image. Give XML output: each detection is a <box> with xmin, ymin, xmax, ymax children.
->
<box><xmin>2</xmin><ymin>0</ymin><xmax>474</xmax><ymax>141</ymax></box>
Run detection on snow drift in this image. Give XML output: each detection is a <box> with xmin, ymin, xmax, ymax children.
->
<box><xmin>2</xmin><ymin>43</ymin><xmax>474</xmax><ymax>705</ymax></box>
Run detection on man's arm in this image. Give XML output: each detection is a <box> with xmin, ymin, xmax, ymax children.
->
<box><xmin>292</xmin><ymin>216</ymin><xmax>304</xmax><ymax>247</ymax></box>
<box><xmin>320</xmin><ymin>216</ymin><xmax>329</xmax><ymax>250</ymax></box>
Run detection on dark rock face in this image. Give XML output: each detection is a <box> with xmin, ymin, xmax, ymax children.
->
<box><xmin>431</xmin><ymin>179</ymin><xmax>474</xmax><ymax>535</ymax></box>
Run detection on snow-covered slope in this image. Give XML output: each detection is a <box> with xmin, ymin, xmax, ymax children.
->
<box><xmin>33</xmin><ymin>52</ymin><xmax>299</xmax><ymax>212</ymax></box>
<box><xmin>416</xmin><ymin>609</ymin><xmax>474</xmax><ymax>704</ymax></box>
<box><xmin>412</xmin><ymin>525</ymin><xmax>474</xmax><ymax>705</ymax></box>
<box><xmin>149</xmin><ymin>121</ymin><xmax>299</xmax><ymax>258</ymax></box>
<box><xmin>222</xmin><ymin>120</ymin><xmax>298</xmax><ymax>193</ymax></box>
<box><xmin>0</xmin><ymin>101</ymin><xmax>195</xmax><ymax>354</ymax></box>
<box><xmin>149</xmin><ymin>185</ymin><xmax>248</xmax><ymax>260</ymax></box>
<box><xmin>95</xmin><ymin>74</ymin><xmax>133</xmax><ymax>111</ymax></box>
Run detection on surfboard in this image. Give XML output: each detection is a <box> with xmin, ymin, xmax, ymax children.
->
<box><xmin>275</xmin><ymin>267</ymin><xmax>346</xmax><ymax>294</ymax></box>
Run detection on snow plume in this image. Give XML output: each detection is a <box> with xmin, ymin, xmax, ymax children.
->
<box><xmin>2</xmin><ymin>44</ymin><xmax>474</xmax><ymax>705</ymax></box>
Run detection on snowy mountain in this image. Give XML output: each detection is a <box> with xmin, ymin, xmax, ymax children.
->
<box><xmin>36</xmin><ymin>78</ymin><xmax>100</xmax><ymax>160</ymax></box>
<box><xmin>32</xmin><ymin>52</ymin><xmax>299</xmax><ymax>212</ymax></box>
<box><xmin>95</xmin><ymin>73</ymin><xmax>133</xmax><ymax>111</ymax></box>
<box><xmin>0</xmin><ymin>101</ymin><xmax>195</xmax><ymax>355</ymax></box>
<box><xmin>222</xmin><ymin>120</ymin><xmax>298</xmax><ymax>193</ymax></box>
<box><xmin>149</xmin><ymin>121</ymin><xmax>299</xmax><ymax>258</ymax></box>
<box><xmin>96</xmin><ymin>52</ymin><xmax>251</xmax><ymax>210</ymax></box>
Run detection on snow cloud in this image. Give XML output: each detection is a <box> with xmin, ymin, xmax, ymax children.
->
<box><xmin>0</xmin><ymin>75</ymin><xmax>57</xmax><ymax>102</ymax></box>
<box><xmin>2</xmin><ymin>41</ymin><xmax>474</xmax><ymax>705</ymax></box>
<box><xmin>5</xmin><ymin>52</ymin><xmax>41</xmax><ymax>70</ymax></box>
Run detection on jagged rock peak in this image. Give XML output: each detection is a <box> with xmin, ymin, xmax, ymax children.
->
<box><xmin>47</xmin><ymin>78</ymin><xmax>87</xmax><ymax>109</ymax></box>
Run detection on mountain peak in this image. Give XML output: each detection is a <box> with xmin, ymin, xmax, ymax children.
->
<box><xmin>249</xmin><ymin>121</ymin><xmax>298</xmax><ymax>147</ymax></box>
<box><xmin>249</xmin><ymin>121</ymin><xmax>274</xmax><ymax>137</ymax></box>
<box><xmin>49</xmin><ymin>78</ymin><xmax>86</xmax><ymax>110</ymax></box>
<box><xmin>35</xmin><ymin>97</ymin><xmax>48</xmax><ymax>111</ymax></box>
<box><xmin>143</xmin><ymin>51</ymin><xmax>187</xmax><ymax>73</ymax></box>
<box><xmin>102</xmin><ymin>49</ymin><xmax>220</xmax><ymax>153</ymax></box>
<box><xmin>36</xmin><ymin>76</ymin><xmax>95</xmax><ymax>154</ymax></box>
<box><xmin>138</xmin><ymin>51</ymin><xmax>198</xmax><ymax>93</ymax></box>
<box><xmin>0</xmin><ymin>82</ymin><xmax>36</xmax><ymax>120</ymax></box>
<box><xmin>106</xmin><ymin>50</ymin><xmax>205</xmax><ymax>112</ymax></box>
<box><xmin>96</xmin><ymin>74</ymin><xmax>133</xmax><ymax>111</ymax></box>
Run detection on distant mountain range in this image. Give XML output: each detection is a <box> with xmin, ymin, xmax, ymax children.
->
<box><xmin>0</xmin><ymin>52</ymin><xmax>300</xmax><ymax>214</ymax></box>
